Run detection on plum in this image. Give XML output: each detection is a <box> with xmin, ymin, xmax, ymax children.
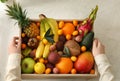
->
<box><xmin>48</xmin><ymin>52</ymin><xmax>60</xmax><ymax>64</ymax></box>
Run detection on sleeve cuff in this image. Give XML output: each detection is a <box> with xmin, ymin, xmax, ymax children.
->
<box><xmin>94</xmin><ymin>54</ymin><xmax>110</xmax><ymax>66</ymax></box>
<box><xmin>7</xmin><ymin>53</ymin><xmax>21</xmax><ymax>68</ymax></box>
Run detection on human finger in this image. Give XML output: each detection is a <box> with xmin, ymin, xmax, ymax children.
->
<box><xmin>17</xmin><ymin>37</ymin><xmax>21</xmax><ymax>49</ymax></box>
<box><xmin>93</xmin><ymin>38</ymin><xmax>98</xmax><ymax>48</ymax></box>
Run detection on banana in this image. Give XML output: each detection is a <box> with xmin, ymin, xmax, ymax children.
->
<box><xmin>35</xmin><ymin>19</ymin><xmax>46</xmax><ymax>58</ymax></box>
<box><xmin>44</xmin><ymin>20</ymin><xmax>50</xmax><ymax>32</ymax></box>
<box><xmin>40</xmin><ymin>20</ymin><xmax>46</xmax><ymax>40</ymax></box>
<box><xmin>36</xmin><ymin>41</ymin><xmax>45</xmax><ymax>58</ymax></box>
<box><xmin>43</xmin><ymin>43</ymin><xmax>51</xmax><ymax>59</ymax></box>
<box><xmin>36</xmin><ymin>15</ymin><xmax>58</xmax><ymax>59</ymax></box>
<box><xmin>45</xmin><ymin>18</ymin><xmax>59</xmax><ymax>42</ymax></box>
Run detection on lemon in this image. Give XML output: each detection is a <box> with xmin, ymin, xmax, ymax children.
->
<box><xmin>34</xmin><ymin>62</ymin><xmax>45</xmax><ymax>74</ymax></box>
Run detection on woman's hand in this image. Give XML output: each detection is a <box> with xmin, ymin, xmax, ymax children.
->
<box><xmin>92</xmin><ymin>38</ymin><xmax>105</xmax><ymax>57</ymax></box>
<box><xmin>8</xmin><ymin>36</ymin><xmax>21</xmax><ymax>54</ymax></box>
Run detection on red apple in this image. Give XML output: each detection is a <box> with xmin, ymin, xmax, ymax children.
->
<box><xmin>74</xmin><ymin>51</ymin><xmax>94</xmax><ymax>73</ymax></box>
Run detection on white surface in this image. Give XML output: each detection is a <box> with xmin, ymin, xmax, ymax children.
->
<box><xmin>0</xmin><ymin>0</ymin><xmax>120</xmax><ymax>81</ymax></box>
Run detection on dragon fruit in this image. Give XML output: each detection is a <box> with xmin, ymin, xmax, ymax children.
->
<box><xmin>77</xmin><ymin>5</ymin><xmax>98</xmax><ymax>38</ymax></box>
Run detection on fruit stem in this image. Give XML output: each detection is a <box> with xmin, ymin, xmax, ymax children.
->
<box><xmin>39</xmin><ymin>14</ymin><xmax>46</xmax><ymax>21</ymax></box>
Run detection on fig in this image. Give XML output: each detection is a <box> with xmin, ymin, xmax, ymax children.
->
<box><xmin>56</xmin><ymin>41</ymin><xmax>64</xmax><ymax>51</ymax></box>
<box><xmin>48</xmin><ymin>52</ymin><xmax>60</xmax><ymax>64</ymax></box>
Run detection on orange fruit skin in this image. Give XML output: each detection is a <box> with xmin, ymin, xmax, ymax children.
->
<box><xmin>62</xmin><ymin>23</ymin><xmax>75</xmax><ymax>35</ymax></box>
<box><xmin>55</xmin><ymin>57</ymin><xmax>73</xmax><ymax>74</ymax></box>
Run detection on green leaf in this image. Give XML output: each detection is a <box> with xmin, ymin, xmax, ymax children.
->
<box><xmin>44</xmin><ymin>28</ymin><xmax>55</xmax><ymax>43</ymax></box>
<box><xmin>62</xmin><ymin>46</ymin><xmax>71</xmax><ymax>57</ymax></box>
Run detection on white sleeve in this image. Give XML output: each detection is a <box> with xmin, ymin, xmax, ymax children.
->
<box><xmin>95</xmin><ymin>54</ymin><xmax>114</xmax><ymax>81</ymax></box>
<box><xmin>5</xmin><ymin>54</ymin><xmax>21</xmax><ymax>81</ymax></box>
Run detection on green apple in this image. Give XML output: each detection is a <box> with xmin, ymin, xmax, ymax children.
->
<box><xmin>21</xmin><ymin>57</ymin><xmax>35</xmax><ymax>73</ymax></box>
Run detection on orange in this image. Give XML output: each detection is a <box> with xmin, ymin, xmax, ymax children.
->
<box><xmin>42</xmin><ymin>39</ymin><xmax>48</xmax><ymax>45</ymax></box>
<box><xmin>90</xmin><ymin>69</ymin><xmax>95</xmax><ymax>74</ymax></box>
<box><xmin>62</xmin><ymin>23</ymin><xmax>75</xmax><ymax>35</ymax></box>
<box><xmin>58</xmin><ymin>29</ymin><xmax>63</xmax><ymax>35</ymax></box>
<box><xmin>71</xmin><ymin>56</ymin><xmax>77</xmax><ymax>62</ymax></box>
<box><xmin>59</xmin><ymin>21</ymin><xmax>65</xmax><ymax>28</ymax></box>
<box><xmin>37</xmin><ymin>22</ymin><xmax>40</xmax><ymax>27</ymax></box>
<box><xmin>21</xmin><ymin>33</ymin><xmax>26</xmax><ymax>38</ymax></box>
<box><xmin>55</xmin><ymin>57</ymin><xmax>73</xmax><ymax>74</ymax></box>
<box><xmin>39</xmin><ymin>58</ymin><xmax>45</xmax><ymax>63</ymax></box>
<box><xmin>81</xmin><ymin>46</ymin><xmax>87</xmax><ymax>52</ymax></box>
<box><xmin>66</xmin><ymin>34</ymin><xmax>71</xmax><ymax>40</ymax></box>
<box><xmin>71</xmin><ymin>68</ymin><xmax>77</xmax><ymax>74</ymax></box>
<box><xmin>21</xmin><ymin>43</ymin><xmax>26</xmax><ymax>49</ymax></box>
<box><xmin>45</xmin><ymin>68</ymin><xmax>52</xmax><ymax>74</ymax></box>
<box><xmin>36</xmin><ymin>36</ymin><xmax>40</xmax><ymax>40</ymax></box>
<box><xmin>72</xmin><ymin>30</ymin><xmax>79</xmax><ymax>36</ymax></box>
<box><xmin>73</xmin><ymin>20</ymin><xmax>78</xmax><ymax>26</ymax></box>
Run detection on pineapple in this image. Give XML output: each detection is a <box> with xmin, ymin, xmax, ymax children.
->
<box><xmin>6</xmin><ymin>2</ymin><xmax>39</xmax><ymax>37</ymax></box>
<box><xmin>24</xmin><ymin>23</ymin><xmax>39</xmax><ymax>37</ymax></box>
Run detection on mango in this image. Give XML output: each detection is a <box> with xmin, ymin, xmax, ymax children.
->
<box><xmin>74</xmin><ymin>51</ymin><xmax>94</xmax><ymax>73</ymax></box>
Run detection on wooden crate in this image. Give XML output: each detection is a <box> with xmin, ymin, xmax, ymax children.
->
<box><xmin>21</xmin><ymin>65</ymin><xmax>98</xmax><ymax>79</ymax></box>
<box><xmin>21</xmin><ymin>19</ymin><xmax>98</xmax><ymax>79</ymax></box>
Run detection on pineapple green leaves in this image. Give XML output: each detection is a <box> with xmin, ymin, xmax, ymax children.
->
<box><xmin>6</xmin><ymin>2</ymin><xmax>30</xmax><ymax>28</ymax></box>
<box><xmin>0</xmin><ymin>0</ymin><xmax>8</xmax><ymax>3</ymax></box>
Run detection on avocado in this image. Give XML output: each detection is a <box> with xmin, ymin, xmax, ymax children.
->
<box><xmin>80</xmin><ymin>31</ymin><xmax>94</xmax><ymax>50</ymax></box>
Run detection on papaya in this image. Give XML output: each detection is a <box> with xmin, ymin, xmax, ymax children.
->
<box><xmin>80</xmin><ymin>31</ymin><xmax>94</xmax><ymax>50</ymax></box>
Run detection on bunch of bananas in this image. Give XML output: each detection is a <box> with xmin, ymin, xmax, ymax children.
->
<box><xmin>36</xmin><ymin>14</ymin><xmax>59</xmax><ymax>59</ymax></box>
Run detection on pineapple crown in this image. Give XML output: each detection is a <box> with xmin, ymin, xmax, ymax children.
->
<box><xmin>6</xmin><ymin>2</ymin><xmax>30</xmax><ymax>28</ymax></box>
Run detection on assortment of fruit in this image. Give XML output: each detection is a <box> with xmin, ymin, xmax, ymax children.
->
<box><xmin>6</xmin><ymin>2</ymin><xmax>98</xmax><ymax>74</ymax></box>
